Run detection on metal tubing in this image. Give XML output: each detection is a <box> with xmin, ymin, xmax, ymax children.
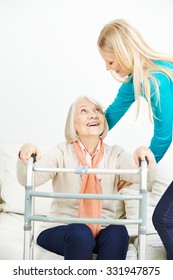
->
<box><xmin>23</xmin><ymin>156</ymin><xmax>35</xmax><ymax>260</ymax></box>
<box><xmin>138</xmin><ymin>160</ymin><xmax>148</xmax><ymax>260</ymax></box>
<box><xmin>29</xmin><ymin>191</ymin><xmax>142</xmax><ymax>200</ymax></box>
<box><xmin>28</xmin><ymin>215</ymin><xmax>142</xmax><ymax>225</ymax></box>
<box><xmin>34</xmin><ymin>166</ymin><xmax>139</xmax><ymax>175</ymax></box>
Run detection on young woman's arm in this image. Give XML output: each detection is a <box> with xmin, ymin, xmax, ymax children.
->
<box><xmin>105</xmin><ymin>81</ymin><xmax>135</xmax><ymax>129</ymax></box>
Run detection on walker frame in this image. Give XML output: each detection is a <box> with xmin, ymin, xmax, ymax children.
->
<box><xmin>23</xmin><ymin>156</ymin><xmax>148</xmax><ymax>260</ymax></box>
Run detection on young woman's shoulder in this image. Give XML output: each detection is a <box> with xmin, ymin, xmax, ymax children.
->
<box><xmin>154</xmin><ymin>60</ymin><xmax>173</xmax><ymax>68</ymax></box>
<box><xmin>151</xmin><ymin>60</ymin><xmax>173</xmax><ymax>87</ymax></box>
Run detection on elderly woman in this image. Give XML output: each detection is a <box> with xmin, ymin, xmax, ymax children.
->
<box><xmin>17</xmin><ymin>96</ymin><xmax>155</xmax><ymax>260</ymax></box>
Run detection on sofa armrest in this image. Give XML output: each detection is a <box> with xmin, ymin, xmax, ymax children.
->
<box><xmin>0</xmin><ymin>179</ymin><xmax>2</xmax><ymax>211</ymax></box>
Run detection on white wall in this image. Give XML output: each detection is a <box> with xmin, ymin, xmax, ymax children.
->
<box><xmin>0</xmin><ymin>0</ymin><xmax>173</xmax><ymax>156</ymax></box>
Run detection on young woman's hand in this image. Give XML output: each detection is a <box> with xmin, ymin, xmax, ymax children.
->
<box><xmin>134</xmin><ymin>146</ymin><xmax>155</xmax><ymax>168</ymax></box>
<box><xmin>19</xmin><ymin>143</ymin><xmax>41</xmax><ymax>164</ymax></box>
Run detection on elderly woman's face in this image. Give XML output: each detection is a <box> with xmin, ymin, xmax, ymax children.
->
<box><xmin>75</xmin><ymin>98</ymin><xmax>104</xmax><ymax>139</ymax></box>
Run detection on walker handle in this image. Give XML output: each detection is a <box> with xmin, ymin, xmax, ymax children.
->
<box><xmin>139</xmin><ymin>157</ymin><xmax>149</xmax><ymax>166</ymax></box>
<box><xmin>31</xmin><ymin>153</ymin><xmax>37</xmax><ymax>163</ymax></box>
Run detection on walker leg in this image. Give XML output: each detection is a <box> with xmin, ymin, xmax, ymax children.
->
<box><xmin>23</xmin><ymin>156</ymin><xmax>35</xmax><ymax>260</ymax></box>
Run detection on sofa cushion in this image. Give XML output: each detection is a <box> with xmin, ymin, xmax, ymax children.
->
<box><xmin>134</xmin><ymin>234</ymin><xmax>167</xmax><ymax>260</ymax></box>
<box><xmin>0</xmin><ymin>145</ymin><xmax>53</xmax><ymax>215</ymax></box>
<box><xmin>0</xmin><ymin>212</ymin><xmax>23</xmax><ymax>259</ymax></box>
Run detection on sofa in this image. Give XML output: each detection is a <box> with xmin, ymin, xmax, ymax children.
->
<box><xmin>0</xmin><ymin>143</ymin><xmax>172</xmax><ymax>260</ymax></box>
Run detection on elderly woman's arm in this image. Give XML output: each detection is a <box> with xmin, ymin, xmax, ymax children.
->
<box><xmin>117</xmin><ymin>146</ymin><xmax>156</xmax><ymax>191</ymax></box>
<box><xmin>17</xmin><ymin>143</ymin><xmax>61</xmax><ymax>187</ymax></box>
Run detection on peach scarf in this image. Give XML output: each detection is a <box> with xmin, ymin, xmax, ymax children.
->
<box><xmin>73</xmin><ymin>140</ymin><xmax>105</xmax><ymax>237</ymax></box>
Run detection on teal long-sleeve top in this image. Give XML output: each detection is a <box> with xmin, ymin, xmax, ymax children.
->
<box><xmin>105</xmin><ymin>61</ymin><xmax>173</xmax><ymax>163</ymax></box>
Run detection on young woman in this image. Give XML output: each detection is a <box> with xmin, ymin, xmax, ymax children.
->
<box><xmin>97</xmin><ymin>19</ymin><xmax>173</xmax><ymax>259</ymax></box>
<box><xmin>97</xmin><ymin>18</ymin><xmax>173</xmax><ymax>163</ymax></box>
<box><xmin>17</xmin><ymin>96</ymin><xmax>155</xmax><ymax>260</ymax></box>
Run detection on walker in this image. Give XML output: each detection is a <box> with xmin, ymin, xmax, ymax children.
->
<box><xmin>23</xmin><ymin>155</ymin><xmax>148</xmax><ymax>260</ymax></box>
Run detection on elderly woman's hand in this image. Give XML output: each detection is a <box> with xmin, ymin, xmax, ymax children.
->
<box><xmin>19</xmin><ymin>143</ymin><xmax>41</xmax><ymax>164</ymax></box>
<box><xmin>134</xmin><ymin>146</ymin><xmax>155</xmax><ymax>168</ymax></box>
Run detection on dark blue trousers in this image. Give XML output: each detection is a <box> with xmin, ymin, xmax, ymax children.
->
<box><xmin>37</xmin><ymin>224</ymin><xmax>129</xmax><ymax>260</ymax></box>
<box><xmin>152</xmin><ymin>181</ymin><xmax>173</xmax><ymax>259</ymax></box>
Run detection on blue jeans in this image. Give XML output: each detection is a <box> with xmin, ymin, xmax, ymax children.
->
<box><xmin>152</xmin><ymin>181</ymin><xmax>173</xmax><ymax>259</ymax></box>
<box><xmin>37</xmin><ymin>223</ymin><xmax>129</xmax><ymax>260</ymax></box>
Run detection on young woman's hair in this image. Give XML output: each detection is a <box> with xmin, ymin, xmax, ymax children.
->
<box><xmin>97</xmin><ymin>18</ymin><xmax>173</xmax><ymax>120</ymax></box>
<box><xmin>65</xmin><ymin>96</ymin><xmax>109</xmax><ymax>143</ymax></box>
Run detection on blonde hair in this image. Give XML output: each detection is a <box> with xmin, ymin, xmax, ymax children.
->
<box><xmin>97</xmin><ymin>18</ymin><xmax>173</xmax><ymax>120</ymax></box>
<box><xmin>65</xmin><ymin>96</ymin><xmax>109</xmax><ymax>143</ymax></box>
